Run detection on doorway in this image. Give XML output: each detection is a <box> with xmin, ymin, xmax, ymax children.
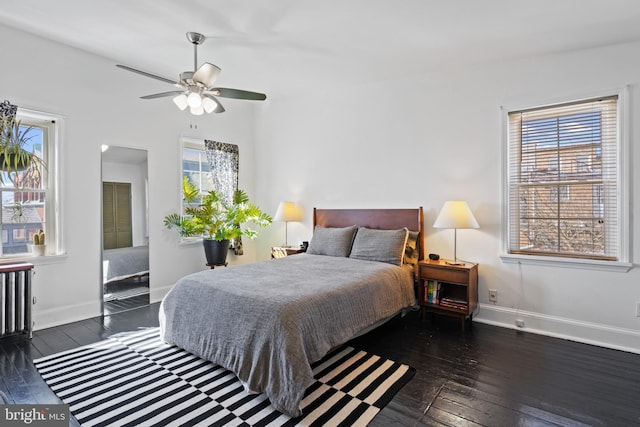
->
<box><xmin>101</xmin><ymin>146</ymin><xmax>149</xmax><ymax>315</ymax></box>
<box><xmin>103</xmin><ymin>181</ymin><xmax>132</xmax><ymax>249</ymax></box>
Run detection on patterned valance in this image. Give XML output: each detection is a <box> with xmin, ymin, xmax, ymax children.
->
<box><xmin>204</xmin><ymin>140</ymin><xmax>243</xmax><ymax>255</ymax></box>
<box><xmin>0</xmin><ymin>100</ymin><xmax>17</xmax><ymax>121</ymax></box>
<box><xmin>204</xmin><ymin>140</ymin><xmax>239</xmax><ymax>204</ymax></box>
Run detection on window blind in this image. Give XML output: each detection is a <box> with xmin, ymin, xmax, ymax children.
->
<box><xmin>507</xmin><ymin>95</ymin><xmax>618</xmax><ymax>260</ymax></box>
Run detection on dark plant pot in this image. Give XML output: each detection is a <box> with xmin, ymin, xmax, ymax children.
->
<box><xmin>203</xmin><ymin>239</ymin><xmax>229</xmax><ymax>266</ymax></box>
<box><xmin>0</xmin><ymin>153</ymin><xmax>31</xmax><ymax>171</ymax></box>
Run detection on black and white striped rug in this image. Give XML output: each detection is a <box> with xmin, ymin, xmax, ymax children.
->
<box><xmin>34</xmin><ymin>328</ymin><xmax>414</xmax><ymax>426</ymax></box>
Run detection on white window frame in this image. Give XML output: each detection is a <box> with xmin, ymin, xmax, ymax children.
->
<box><xmin>181</xmin><ymin>137</ymin><xmax>212</xmax><ymax>199</ymax></box>
<box><xmin>1</xmin><ymin>107</ymin><xmax>63</xmax><ymax>260</ymax></box>
<box><xmin>178</xmin><ymin>137</ymin><xmax>211</xmax><ymax>243</ymax></box>
<box><xmin>500</xmin><ymin>88</ymin><xmax>631</xmax><ymax>272</ymax></box>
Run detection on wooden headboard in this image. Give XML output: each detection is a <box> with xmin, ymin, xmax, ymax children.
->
<box><xmin>313</xmin><ymin>207</ymin><xmax>425</xmax><ymax>260</ymax></box>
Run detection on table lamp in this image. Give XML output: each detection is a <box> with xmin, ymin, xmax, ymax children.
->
<box><xmin>433</xmin><ymin>200</ymin><xmax>479</xmax><ymax>265</ymax></box>
<box><xmin>274</xmin><ymin>201</ymin><xmax>302</xmax><ymax>247</ymax></box>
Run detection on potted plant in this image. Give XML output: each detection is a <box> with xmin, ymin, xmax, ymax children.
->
<box><xmin>0</xmin><ymin>116</ymin><xmax>46</xmax><ymax>181</ymax></box>
<box><xmin>29</xmin><ymin>229</ymin><xmax>46</xmax><ymax>256</ymax></box>
<box><xmin>163</xmin><ymin>177</ymin><xmax>272</xmax><ymax>265</ymax></box>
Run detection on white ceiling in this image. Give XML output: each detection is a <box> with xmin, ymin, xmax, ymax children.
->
<box><xmin>2</xmin><ymin>0</ymin><xmax>640</xmax><ymax>97</ymax></box>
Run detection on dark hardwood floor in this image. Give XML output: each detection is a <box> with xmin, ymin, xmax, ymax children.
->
<box><xmin>1</xmin><ymin>304</ymin><xmax>639</xmax><ymax>426</ymax></box>
<box><xmin>103</xmin><ymin>275</ymin><xmax>150</xmax><ymax>315</ymax></box>
<box><xmin>103</xmin><ymin>293</ymin><xmax>150</xmax><ymax>315</ymax></box>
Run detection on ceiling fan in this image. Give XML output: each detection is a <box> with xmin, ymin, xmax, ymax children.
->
<box><xmin>116</xmin><ymin>32</ymin><xmax>267</xmax><ymax>115</ymax></box>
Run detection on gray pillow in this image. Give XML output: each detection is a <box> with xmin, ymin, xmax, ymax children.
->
<box><xmin>306</xmin><ymin>225</ymin><xmax>357</xmax><ymax>257</ymax></box>
<box><xmin>349</xmin><ymin>227</ymin><xmax>409</xmax><ymax>266</ymax></box>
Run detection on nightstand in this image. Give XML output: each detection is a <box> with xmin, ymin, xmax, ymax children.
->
<box><xmin>417</xmin><ymin>259</ymin><xmax>478</xmax><ymax>331</ymax></box>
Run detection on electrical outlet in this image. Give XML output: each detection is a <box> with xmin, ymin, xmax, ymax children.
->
<box><xmin>488</xmin><ymin>289</ymin><xmax>498</xmax><ymax>302</ymax></box>
<box><xmin>515</xmin><ymin>319</ymin><xmax>525</xmax><ymax>328</ymax></box>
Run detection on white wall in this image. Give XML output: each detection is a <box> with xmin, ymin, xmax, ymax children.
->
<box><xmin>102</xmin><ymin>157</ymin><xmax>148</xmax><ymax>247</ymax></box>
<box><xmin>255</xmin><ymin>41</ymin><xmax>640</xmax><ymax>353</ymax></box>
<box><xmin>0</xmin><ymin>24</ymin><xmax>261</xmax><ymax>329</ymax></box>
<box><xmin>2</xmin><ymin>23</ymin><xmax>638</xmax><ymax>354</ymax></box>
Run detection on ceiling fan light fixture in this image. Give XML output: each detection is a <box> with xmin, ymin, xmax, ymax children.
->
<box><xmin>173</xmin><ymin>94</ymin><xmax>189</xmax><ymax>110</ymax></box>
<box><xmin>187</xmin><ymin>92</ymin><xmax>202</xmax><ymax>108</ymax></box>
<box><xmin>117</xmin><ymin>31</ymin><xmax>266</xmax><ymax>115</ymax></box>
<box><xmin>202</xmin><ymin>96</ymin><xmax>218</xmax><ymax>113</ymax></box>
<box><xmin>190</xmin><ymin>105</ymin><xmax>205</xmax><ymax>115</ymax></box>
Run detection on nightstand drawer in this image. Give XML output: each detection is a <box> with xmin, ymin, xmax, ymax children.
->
<box><xmin>420</xmin><ymin>265</ymin><xmax>468</xmax><ymax>284</ymax></box>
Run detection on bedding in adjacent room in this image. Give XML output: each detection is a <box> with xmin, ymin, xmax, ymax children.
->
<box><xmin>102</xmin><ymin>245</ymin><xmax>149</xmax><ymax>284</ymax></box>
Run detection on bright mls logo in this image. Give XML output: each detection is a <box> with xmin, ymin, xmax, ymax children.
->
<box><xmin>1</xmin><ymin>405</ymin><xmax>68</xmax><ymax>426</ymax></box>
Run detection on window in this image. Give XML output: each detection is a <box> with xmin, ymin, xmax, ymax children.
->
<box><xmin>180</xmin><ymin>138</ymin><xmax>243</xmax><ymax>253</ymax></box>
<box><xmin>181</xmin><ymin>139</ymin><xmax>214</xmax><ymax>212</ymax></box>
<box><xmin>0</xmin><ymin>110</ymin><xmax>60</xmax><ymax>258</ymax></box>
<box><xmin>505</xmin><ymin>95</ymin><xmax>622</xmax><ymax>262</ymax></box>
<box><xmin>549</xmin><ymin>186</ymin><xmax>570</xmax><ymax>203</ymax></box>
<box><xmin>576</xmin><ymin>154</ymin><xmax>591</xmax><ymax>173</ymax></box>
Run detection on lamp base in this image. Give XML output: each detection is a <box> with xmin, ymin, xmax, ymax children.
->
<box><xmin>445</xmin><ymin>260</ymin><xmax>465</xmax><ymax>266</ymax></box>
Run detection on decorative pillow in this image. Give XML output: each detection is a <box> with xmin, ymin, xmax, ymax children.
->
<box><xmin>404</xmin><ymin>230</ymin><xmax>420</xmax><ymax>267</ymax></box>
<box><xmin>306</xmin><ymin>225</ymin><xmax>357</xmax><ymax>257</ymax></box>
<box><xmin>349</xmin><ymin>227</ymin><xmax>409</xmax><ymax>266</ymax></box>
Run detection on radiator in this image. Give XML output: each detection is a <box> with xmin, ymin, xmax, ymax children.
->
<box><xmin>0</xmin><ymin>263</ymin><xmax>34</xmax><ymax>339</ymax></box>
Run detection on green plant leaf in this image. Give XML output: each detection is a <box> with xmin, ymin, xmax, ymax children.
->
<box><xmin>163</xmin><ymin>181</ymin><xmax>272</xmax><ymax>242</ymax></box>
<box><xmin>0</xmin><ymin>116</ymin><xmax>47</xmax><ymax>185</ymax></box>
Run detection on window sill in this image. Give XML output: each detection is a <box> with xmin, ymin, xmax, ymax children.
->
<box><xmin>500</xmin><ymin>253</ymin><xmax>632</xmax><ymax>272</ymax></box>
<box><xmin>0</xmin><ymin>253</ymin><xmax>68</xmax><ymax>266</ymax></box>
<box><xmin>178</xmin><ymin>237</ymin><xmax>203</xmax><ymax>247</ymax></box>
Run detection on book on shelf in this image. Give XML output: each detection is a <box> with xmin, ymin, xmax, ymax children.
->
<box><xmin>424</xmin><ymin>280</ymin><xmax>432</xmax><ymax>303</ymax></box>
<box><xmin>439</xmin><ymin>297</ymin><xmax>468</xmax><ymax>310</ymax></box>
<box><xmin>423</xmin><ymin>280</ymin><xmax>441</xmax><ymax>304</ymax></box>
<box><xmin>441</xmin><ymin>297</ymin><xmax>467</xmax><ymax>305</ymax></box>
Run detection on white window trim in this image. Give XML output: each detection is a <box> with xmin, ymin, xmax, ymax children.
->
<box><xmin>1</xmin><ymin>107</ymin><xmax>65</xmax><ymax>261</ymax></box>
<box><xmin>500</xmin><ymin>87</ymin><xmax>631</xmax><ymax>272</ymax></box>
<box><xmin>181</xmin><ymin>136</ymin><xmax>205</xmax><ymax>152</ymax></box>
<box><xmin>178</xmin><ymin>136</ymin><xmax>207</xmax><ymax>245</ymax></box>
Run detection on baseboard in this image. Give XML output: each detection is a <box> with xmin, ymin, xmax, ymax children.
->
<box><xmin>474</xmin><ymin>304</ymin><xmax>640</xmax><ymax>355</ymax></box>
<box><xmin>32</xmin><ymin>286</ymin><xmax>172</xmax><ymax>331</ymax></box>
<box><xmin>34</xmin><ymin>300</ymin><xmax>101</xmax><ymax>331</ymax></box>
<box><xmin>150</xmin><ymin>285</ymin><xmax>173</xmax><ymax>304</ymax></box>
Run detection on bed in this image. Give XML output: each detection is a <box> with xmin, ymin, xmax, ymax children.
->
<box><xmin>102</xmin><ymin>245</ymin><xmax>149</xmax><ymax>284</ymax></box>
<box><xmin>159</xmin><ymin>207</ymin><xmax>424</xmax><ymax>417</ymax></box>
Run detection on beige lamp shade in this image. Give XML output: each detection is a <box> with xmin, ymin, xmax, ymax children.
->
<box><xmin>433</xmin><ymin>201</ymin><xmax>479</xmax><ymax>229</ymax></box>
<box><xmin>274</xmin><ymin>201</ymin><xmax>302</xmax><ymax>222</ymax></box>
<box><xmin>274</xmin><ymin>201</ymin><xmax>302</xmax><ymax>247</ymax></box>
<box><xmin>433</xmin><ymin>201</ymin><xmax>479</xmax><ymax>264</ymax></box>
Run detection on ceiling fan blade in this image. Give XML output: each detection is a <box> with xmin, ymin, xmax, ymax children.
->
<box><xmin>116</xmin><ymin>64</ymin><xmax>179</xmax><ymax>85</ymax></box>
<box><xmin>209</xmin><ymin>88</ymin><xmax>267</xmax><ymax>101</ymax></box>
<box><xmin>193</xmin><ymin>62</ymin><xmax>221</xmax><ymax>87</ymax></box>
<box><xmin>140</xmin><ymin>91</ymin><xmax>185</xmax><ymax>99</ymax></box>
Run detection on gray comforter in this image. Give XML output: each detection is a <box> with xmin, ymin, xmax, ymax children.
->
<box><xmin>159</xmin><ymin>254</ymin><xmax>415</xmax><ymax>417</ymax></box>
